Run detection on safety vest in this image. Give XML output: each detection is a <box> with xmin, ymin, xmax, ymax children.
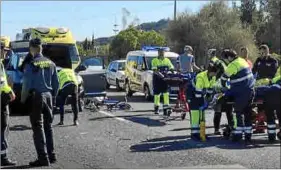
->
<box><xmin>221</xmin><ymin>57</ymin><xmax>255</xmax><ymax>93</ymax></box>
<box><xmin>0</xmin><ymin>59</ymin><xmax>12</xmax><ymax>93</ymax></box>
<box><xmin>57</xmin><ymin>68</ymin><xmax>78</xmax><ymax>90</ymax></box>
<box><xmin>151</xmin><ymin>57</ymin><xmax>174</xmax><ymax>73</ymax></box>
<box><xmin>193</xmin><ymin>70</ymin><xmax>216</xmax><ymax>98</ymax></box>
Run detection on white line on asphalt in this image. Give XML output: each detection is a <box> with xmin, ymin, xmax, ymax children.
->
<box><xmin>99</xmin><ymin>110</ymin><xmax>130</xmax><ymax>123</ymax></box>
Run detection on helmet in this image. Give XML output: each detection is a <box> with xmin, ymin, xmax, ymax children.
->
<box><xmin>208</xmin><ymin>49</ymin><xmax>216</xmax><ymax>57</ymax></box>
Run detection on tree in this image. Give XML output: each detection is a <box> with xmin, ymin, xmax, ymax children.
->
<box><xmin>240</xmin><ymin>0</ymin><xmax>256</xmax><ymax>27</ymax></box>
<box><xmin>165</xmin><ymin>1</ymin><xmax>258</xmax><ymax>65</ymax></box>
<box><xmin>110</xmin><ymin>27</ymin><xmax>166</xmax><ymax>60</ymax></box>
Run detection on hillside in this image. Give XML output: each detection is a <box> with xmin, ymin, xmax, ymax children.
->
<box><xmin>78</xmin><ymin>19</ymin><xmax>169</xmax><ymax>45</ymax></box>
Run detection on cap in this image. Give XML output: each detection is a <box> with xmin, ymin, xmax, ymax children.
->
<box><xmin>221</xmin><ymin>49</ymin><xmax>237</xmax><ymax>59</ymax></box>
<box><xmin>29</xmin><ymin>38</ymin><xmax>42</xmax><ymax>47</ymax></box>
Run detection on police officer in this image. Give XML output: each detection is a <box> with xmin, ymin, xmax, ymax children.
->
<box><xmin>21</xmin><ymin>38</ymin><xmax>59</xmax><ymax>167</ymax></box>
<box><xmin>190</xmin><ymin>64</ymin><xmax>217</xmax><ymax>140</ymax></box>
<box><xmin>1</xmin><ymin>44</ymin><xmax>16</xmax><ymax>166</ymax></box>
<box><xmin>220</xmin><ymin>49</ymin><xmax>255</xmax><ymax>144</ymax></box>
<box><xmin>151</xmin><ymin>48</ymin><xmax>174</xmax><ymax>115</ymax></box>
<box><xmin>57</xmin><ymin>67</ymin><xmax>79</xmax><ymax>126</ymax></box>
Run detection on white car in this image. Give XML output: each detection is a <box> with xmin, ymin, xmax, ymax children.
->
<box><xmin>106</xmin><ymin>60</ymin><xmax>126</xmax><ymax>91</ymax></box>
<box><xmin>124</xmin><ymin>47</ymin><xmax>179</xmax><ymax>101</ymax></box>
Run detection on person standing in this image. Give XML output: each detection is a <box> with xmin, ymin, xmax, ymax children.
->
<box><xmin>152</xmin><ymin>48</ymin><xmax>174</xmax><ymax>115</ymax></box>
<box><xmin>176</xmin><ymin>45</ymin><xmax>200</xmax><ymax>73</ymax></box>
<box><xmin>1</xmin><ymin>43</ymin><xmax>16</xmax><ymax>166</ymax></box>
<box><xmin>57</xmin><ymin>67</ymin><xmax>79</xmax><ymax>126</ymax></box>
<box><xmin>240</xmin><ymin>47</ymin><xmax>253</xmax><ymax>69</ymax></box>
<box><xmin>220</xmin><ymin>49</ymin><xmax>255</xmax><ymax>144</ymax></box>
<box><xmin>21</xmin><ymin>38</ymin><xmax>59</xmax><ymax>167</ymax></box>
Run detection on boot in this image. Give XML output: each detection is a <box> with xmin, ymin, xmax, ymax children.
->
<box><xmin>29</xmin><ymin>159</ymin><xmax>50</xmax><ymax>167</ymax></box>
<box><xmin>154</xmin><ymin>106</ymin><xmax>160</xmax><ymax>115</ymax></box>
<box><xmin>191</xmin><ymin>134</ymin><xmax>201</xmax><ymax>141</ymax></box>
<box><xmin>73</xmin><ymin>120</ymin><xmax>79</xmax><ymax>126</ymax></box>
<box><xmin>214</xmin><ymin>129</ymin><xmax>221</xmax><ymax>135</ymax></box>
<box><xmin>268</xmin><ymin>134</ymin><xmax>277</xmax><ymax>142</ymax></box>
<box><xmin>1</xmin><ymin>158</ymin><xmax>16</xmax><ymax>166</ymax></box>
<box><xmin>49</xmin><ymin>154</ymin><xmax>57</xmax><ymax>164</ymax></box>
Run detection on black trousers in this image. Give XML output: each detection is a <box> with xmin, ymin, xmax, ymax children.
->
<box><xmin>153</xmin><ymin>73</ymin><xmax>169</xmax><ymax>95</ymax></box>
<box><xmin>213</xmin><ymin>96</ymin><xmax>234</xmax><ymax>130</ymax></box>
<box><xmin>29</xmin><ymin>91</ymin><xmax>55</xmax><ymax>161</ymax></box>
<box><xmin>1</xmin><ymin>93</ymin><xmax>12</xmax><ymax>160</ymax></box>
<box><xmin>58</xmin><ymin>83</ymin><xmax>78</xmax><ymax>122</ymax></box>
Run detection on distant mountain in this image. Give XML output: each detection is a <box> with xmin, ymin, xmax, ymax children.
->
<box><xmin>77</xmin><ymin>19</ymin><xmax>170</xmax><ymax>45</ymax></box>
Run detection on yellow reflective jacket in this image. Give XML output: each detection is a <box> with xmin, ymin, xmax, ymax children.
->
<box><xmin>57</xmin><ymin>68</ymin><xmax>78</xmax><ymax>90</ymax></box>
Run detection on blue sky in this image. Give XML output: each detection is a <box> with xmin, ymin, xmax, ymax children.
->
<box><xmin>1</xmin><ymin>1</ymin><xmax>233</xmax><ymax>41</ymax></box>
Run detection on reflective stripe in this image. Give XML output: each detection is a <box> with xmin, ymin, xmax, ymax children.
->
<box><xmin>61</xmin><ymin>82</ymin><xmax>75</xmax><ymax>90</ymax></box>
<box><xmin>196</xmin><ymin>89</ymin><xmax>203</xmax><ymax>92</ymax></box>
<box><xmin>191</xmin><ymin>130</ymin><xmax>200</xmax><ymax>133</ymax></box>
<box><xmin>0</xmin><ymin>149</ymin><xmax>7</xmax><ymax>155</ymax></box>
<box><xmin>244</xmin><ymin>130</ymin><xmax>252</xmax><ymax>134</ymax></box>
<box><xmin>268</xmin><ymin>124</ymin><xmax>276</xmax><ymax>128</ymax></box>
<box><xmin>268</xmin><ymin>130</ymin><xmax>276</xmax><ymax>134</ymax></box>
<box><xmin>230</xmin><ymin>74</ymin><xmax>253</xmax><ymax>83</ymax></box>
<box><xmin>206</xmin><ymin>90</ymin><xmax>213</xmax><ymax>93</ymax></box>
<box><xmin>163</xmin><ymin>105</ymin><xmax>170</xmax><ymax>109</ymax></box>
<box><xmin>152</xmin><ymin>67</ymin><xmax>157</xmax><ymax>70</ymax></box>
<box><xmin>233</xmin><ymin>130</ymin><xmax>242</xmax><ymax>134</ymax></box>
<box><xmin>191</xmin><ymin>125</ymin><xmax>199</xmax><ymax>128</ymax></box>
<box><xmin>236</xmin><ymin>127</ymin><xmax>244</xmax><ymax>131</ymax></box>
<box><xmin>195</xmin><ymin>94</ymin><xmax>202</xmax><ymax>98</ymax></box>
<box><xmin>272</xmin><ymin>84</ymin><xmax>281</xmax><ymax>89</ymax></box>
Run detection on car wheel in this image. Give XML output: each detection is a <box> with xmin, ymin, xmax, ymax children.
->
<box><xmin>144</xmin><ymin>85</ymin><xmax>153</xmax><ymax>101</ymax></box>
<box><xmin>116</xmin><ymin>79</ymin><xmax>122</xmax><ymax>91</ymax></box>
<box><xmin>125</xmin><ymin>81</ymin><xmax>133</xmax><ymax>97</ymax></box>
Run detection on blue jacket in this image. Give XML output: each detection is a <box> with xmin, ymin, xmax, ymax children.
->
<box><xmin>21</xmin><ymin>54</ymin><xmax>59</xmax><ymax>103</ymax></box>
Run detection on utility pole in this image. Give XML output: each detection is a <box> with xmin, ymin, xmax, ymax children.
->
<box><xmin>174</xmin><ymin>0</ymin><xmax>177</xmax><ymax>21</ymax></box>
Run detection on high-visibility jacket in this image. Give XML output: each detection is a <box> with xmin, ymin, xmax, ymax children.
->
<box><xmin>57</xmin><ymin>68</ymin><xmax>78</xmax><ymax>90</ymax></box>
<box><xmin>272</xmin><ymin>67</ymin><xmax>281</xmax><ymax>86</ymax></box>
<box><xmin>221</xmin><ymin>57</ymin><xmax>255</xmax><ymax>94</ymax></box>
<box><xmin>151</xmin><ymin>57</ymin><xmax>174</xmax><ymax>73</ymax></box>
<box><xmin>0</xmin><ymin>59</ymin><xmax>12</xmax><ymax>94</ymax></box>
<box><xmin>193</xmin><ymin>70</ymin><xmax>216</xmax><ymax>99</ymax></box>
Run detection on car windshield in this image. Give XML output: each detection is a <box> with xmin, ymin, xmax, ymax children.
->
<box><xmin>146</xmin><ymin>57</ymin><xmax>177</xmax><ymax>70</ymax></box>
<box><xmin>82</xmin><ymin>58</ymin><xmax>103</xmax><ymax>67</ymax></box>
<box><xmin>118</xmin><ymin>62</ymin><xmax>125</xmax><ymax>70</ymax></box>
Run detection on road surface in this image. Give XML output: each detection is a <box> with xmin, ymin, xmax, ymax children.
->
<box><xmin>4</xmin><ymin>88</ymin><xmax>281</xmax><ymax>169</ymax></box>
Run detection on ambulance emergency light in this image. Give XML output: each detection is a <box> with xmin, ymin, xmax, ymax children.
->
<box><xmin>141</xmin><ymin>46</ymin><xmax>170</xmax><ymax>52</ymax></box>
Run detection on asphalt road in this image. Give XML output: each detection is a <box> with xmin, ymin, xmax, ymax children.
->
<box><xmin>3</xmin><ymin>87</ymin><xmax>281</xmax><ymax>169</ymax></box>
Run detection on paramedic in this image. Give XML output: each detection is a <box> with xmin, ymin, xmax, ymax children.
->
<box><xmin>1</xmin><ymin>44</ymin><xmax>16</xmax><ymax>166</ymax></box>
<box><xmin>221</xmin><ymin>49</ymin><xmax>255</xmax><ymax>144</ymax></box>
<box><xmin>57</xmin><ymin>68</ymin><xmax>79</xmax><ymax>126</ymax></box>
<box><xmin>190</xmin><ymin>65</ymin><xmax>217</xmax><ymax>140</ymax></box>
<box><xmin>207</xmin><ymin>49</ymin><xmax>234</xmax><ymax>135</ymax></box>
<box><xmin>152</xmin><ymin>48</ymin><xmax>174</xmax><ymax>115</ymax></box>
<box><xmin>21</xmin><ymin>38</ymin><xmax>59</xmax><ymax>167</ymax></box>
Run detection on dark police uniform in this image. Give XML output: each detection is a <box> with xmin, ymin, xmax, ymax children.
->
<box><xmin>1</xmin><ymin>59</ymin><xmax>16</xmax><ymax>166</ymax></box>
<box><xmin>57</xmin><ymin>68</ymin><xmax>79</xmax><ymax>126</ymax></box>
<box><xmin>21</xmin><ymin>38</ymin><xmax>59</xmax><ymax>166</ymax></box>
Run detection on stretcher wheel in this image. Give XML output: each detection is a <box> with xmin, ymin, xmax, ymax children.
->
<box><xmin>181</xmin><ymin>113</ymin><xmax>186</xmax><ymax>120</ymax></box>
<box><xmin>167</xmin><ymin>110</ymin><xmax>172</xmax><ymax>117</ymax></box>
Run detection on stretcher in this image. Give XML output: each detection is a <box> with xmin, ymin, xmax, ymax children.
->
<box><xmin>163</xmin><ymin>72</ymin><xmax>195</xmax><ymax>119</ymax></box>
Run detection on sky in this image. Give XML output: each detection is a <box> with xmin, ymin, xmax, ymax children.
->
<box><xmin>1</xmin><ymin>1</ymin><xmax>234</xmax><ymax>41</ymax></box>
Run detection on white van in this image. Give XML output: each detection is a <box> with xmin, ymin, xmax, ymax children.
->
<box><xmin>125</xmin><ymin>47</ymin><xmax>179</xmax><ymax>101</ymax></box>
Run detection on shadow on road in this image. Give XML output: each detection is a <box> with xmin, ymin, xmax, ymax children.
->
<box><xmin>130</xmin><ymin>135</ymin><xmax>280</xmax><ymax>152</ymax></box>
<box><xmin>3</xmin><ymin>165</ymin><xmax>31</xmax><ymax>169</ymax></box>
<box><xmin>89</xmin><ymin>113</ymin><xmax>166</xmax><ymax>127</ymax></box>
<box><xmin>9</xmin><ymin>125</ymin><xmax>32</xmax><ymax>131</ymax></box>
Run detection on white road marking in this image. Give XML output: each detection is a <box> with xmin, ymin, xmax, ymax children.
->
<box><xmin>99</xmin><ymin>110</ymin><xmax>130</xmax><ymax>123</ymax></box>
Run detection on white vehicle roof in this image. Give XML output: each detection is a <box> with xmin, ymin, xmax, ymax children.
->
<box><xmin>127</xmin><ymin>50</ymin><xmax>179</xmax><ymax>58</ymax></box>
